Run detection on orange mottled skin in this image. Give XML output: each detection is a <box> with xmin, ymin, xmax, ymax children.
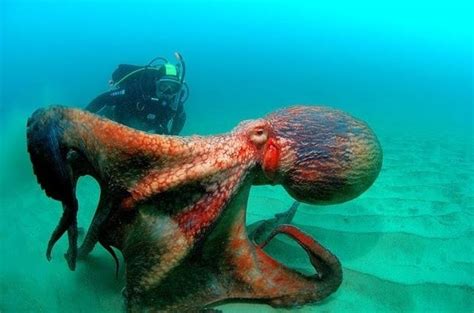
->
<box><xmin>27</xmin><ymin>105</ymin><xmax>382</xmax><ymax>312</ymax></box>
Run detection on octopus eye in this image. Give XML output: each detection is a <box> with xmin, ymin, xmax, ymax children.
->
<box><xmin>250</xmin><ymin>128</ymin><xmax>268</xmax><ymax>145</ymax></box>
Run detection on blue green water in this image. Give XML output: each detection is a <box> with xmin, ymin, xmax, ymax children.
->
<box><xmin>1</xmin><ymin>0</ymin><xmax>473</xmax><ymax>312</ymax></box>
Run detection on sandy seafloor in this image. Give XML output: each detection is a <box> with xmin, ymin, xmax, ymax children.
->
<box><xmin>0</xmin><ymin>106</ymin><xmax>473</xmax><ymax>312</ymax></box>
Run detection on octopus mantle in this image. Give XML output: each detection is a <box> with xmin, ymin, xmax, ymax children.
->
<box><xmin>26</xmin><ymin>105</ymin><xmax>382</xmax><ymax>312</ymax></box>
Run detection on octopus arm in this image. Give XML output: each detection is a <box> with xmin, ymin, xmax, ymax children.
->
<box><xmin>26</xmin><ymin>106</ymin><xmax>175</xmax><ymax>269</ymax></box>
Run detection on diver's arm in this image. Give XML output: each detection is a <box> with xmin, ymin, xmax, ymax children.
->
<box><xmin>85</xmin><ymin>89</ymin><xmax>126</xmax><ymax>113</ymax></box>
<box><xmin>85</xmin><ymin>94</ymin><xmax>107</xmax><ymax>113</ymax></box>
<box><xmin>170</xmin><ymin>103</ymin><xmax>186</xmax><ymax>135</ymax></box>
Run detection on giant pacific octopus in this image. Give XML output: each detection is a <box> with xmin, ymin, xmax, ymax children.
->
<box><xmin>27</xmin><ymin>105</ymin><xmax>382</xmax><ymax>312</ymax></box>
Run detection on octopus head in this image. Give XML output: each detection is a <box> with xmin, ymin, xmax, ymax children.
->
<box><xmin>258</xmin><ymin>106</ymin><xmax>383</xmax><ymax>205</ymax></box>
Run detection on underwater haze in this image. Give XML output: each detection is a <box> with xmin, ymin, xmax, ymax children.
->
<box><xmin>1</xmin><ymin>0</ymin><xmax>473</xmax><ymax>312</ymax></box>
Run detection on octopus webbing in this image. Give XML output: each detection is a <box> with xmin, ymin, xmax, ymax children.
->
<box><xmin>26</xmin><ymin>105</ymin><xmax>382</xmax><ymax>312</ymax></box>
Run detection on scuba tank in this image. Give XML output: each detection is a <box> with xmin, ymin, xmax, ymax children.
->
<box><xmin>110</xmin><ymin>53</ymin><xmax>186</xmax><ymax>90</ymax></box>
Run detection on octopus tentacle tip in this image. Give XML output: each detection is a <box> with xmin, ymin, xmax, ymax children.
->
<box><xmin>64</xmin><ymin>253</ymin><xmax>77</xmax><ymax>271</ymax></box>
<box><xmin>100</xmin><ymin>241</ymin><xmax>120</xmax><ymax>278</ymax></box>
<box><xmin>46</xmin><ymin>232</ymin><xmax>59</xmax><ymax>261</ymax></box>
<box><xmin>27</xmin><ymin>105</ymin><xmax>381</xmax><ymax>311</ymax></box>
<box><xmin>45</xmin><ymin>250</ymin><xmax>52</xmax><ymax>261</ymax></box>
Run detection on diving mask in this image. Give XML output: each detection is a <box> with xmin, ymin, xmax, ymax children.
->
<box><xmin>156</xmin><ymin>78</ymin><xmax>182</xmax><ymax>97</ymax></box>
<box><xmin>156</xmin><ymin>77</ymin><xmax>182</xmax><ymax>111</ymax></box>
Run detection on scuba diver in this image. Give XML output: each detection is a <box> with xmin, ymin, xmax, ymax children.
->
<box><xmin>85</xmin><ymin>52</ymin><xmax>188</xmax><ymax>135</ymax></box>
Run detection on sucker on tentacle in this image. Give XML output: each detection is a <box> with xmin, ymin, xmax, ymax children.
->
<box><xmin>27</xmin><ymin>105</ymin><xmax>382</xmax><ymax>312</ymax></box>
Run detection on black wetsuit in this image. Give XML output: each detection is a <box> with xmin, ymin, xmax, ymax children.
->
<box><xmin>85</xmin><ymin>65</ymin><xmax>186</xmax><ymax>135</ymax></box>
